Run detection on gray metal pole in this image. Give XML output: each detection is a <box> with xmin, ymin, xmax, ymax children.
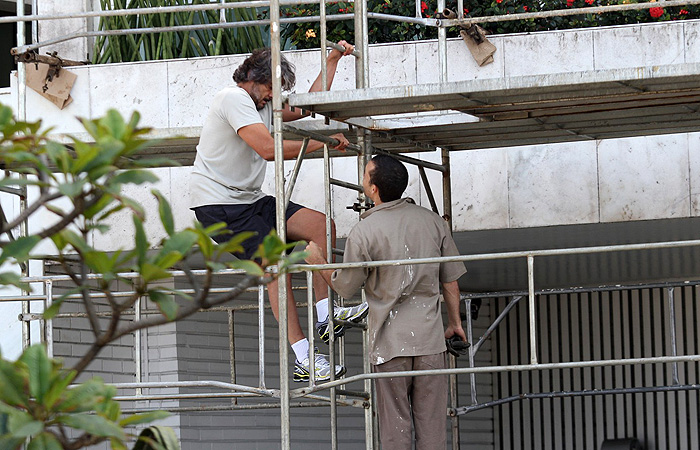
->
<box><xmin>269</xmin><ymin>0</ymin><xmax>291</xmax><ymax>446</ymax></box>
<box><xmin>667</xmin><ymin>287</ymin><xmax>680</xmax><ymax>385</ymax></box>
<box><xmin>465</xmin><ymin>298</ymin><xmax>477</xmax><ymax>404</ymax></box>
<box><xmin>258</xmin><ymin>285</ymin><xmax>267</xmax><ymax>389</ymax></box>
<box><xmin>134</xmin><ymin>297</ymin><xmax>142</xmax><ymax>396</ymax></box>
<box><xmin>45</xmin><ymin>280</ymin><xmax>53</xmax><ymax>358</ymax></box>
<box><xmin>322</xmin><ymin>143</ymin><xmax>339</xmax><ymax>450</ymax></box>
<box><xmin>527</xmin><ymin>255</ymin><xmax>538</xmax><ymax>365</ymax></box>
<box><xmin>437</xmin><ymin>0</ymin><xmax>447</xmax><ymax>83</ymax></box>
<box><xmin>228</xmin><ymin>309</ymin><xmax>237</xmax><ymax>401</ymax></box>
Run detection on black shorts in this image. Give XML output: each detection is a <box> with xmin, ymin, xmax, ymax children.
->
<box><xmin>192</xmin><ymin>196</ymin><xmax>304</xmax><ymax>260</ymax></box>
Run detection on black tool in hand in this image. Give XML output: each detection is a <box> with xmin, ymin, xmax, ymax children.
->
<box><xmin>445</xmin><ymin>335</ymin><xmax>470</xmax><ymax>357</ymax></box>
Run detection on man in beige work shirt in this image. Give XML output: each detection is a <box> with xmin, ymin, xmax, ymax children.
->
<box><xmin>305</xmin><ymin>154</ymin><xmax>467</xmax><ymax>450</ymax></box>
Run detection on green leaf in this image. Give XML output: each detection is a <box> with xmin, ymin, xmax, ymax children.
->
<box><xmin>119</xmin><ymin>410</ymin><xmax>170</xmax><ymax>427</ymax></box>
<box><xmin>0</xmin><ymin>235</ymin><xmax>41</xmax><ymax>265</ymax></box>
<box><xmin>27</xmin><ymin>432</ymin><xmax>63</xmax><ymax>450</ymax></box>
<box><xmin>153</xmin><ymin>251</ymin><xmax>182</xmax><ymax>271</ymax></box>
<box><xmin>43</xmin><ymin>369</ymin><xmax>76</xmax><ymax>410</ymax></box>
<box><xmin>0</xmin><ymin>435</ymin><xmax>25</xmax><ymax>450</ymax></box>
<box><xmin>133</xmin><ymin>215</ymin><xmax>148</xmax><ymax>267</ymax></box>
<box><xmin>110</xmin><ymin>169</ymin><xmax>159</xmax><ymax>187</ymax></box>
<box><xmin>216</xmin><ymin>231</ymin><xmax>256</xmax><ymax>256</ymax></box>
<box><xmin>0</xmin><ymin>272</ymin><xmax>29</xmax><ymax>291</ymax></box>
<box><xmin>227</xmin><ymin>260</ymin><xmax>264</xmax><ymax>277</ymax></box>
<box><xmin>99</xmin><ymin>109</ymin><xmax>127</xmax><ymax>141</ymax></box>
<box><xmin>19</xmin><ymin>345</ymin><xmax>51</xmax><ymax>403</ymax></box>
<box><xmin>0</xmin><ymin>360</ymin><xmax>27</xmax><ymax>407</ymax></box>
<box><xmin>56</xmin><ymin>413</ymin><xmax>125</xmax><ymax>440</ymax></box>
<box><xmin>56</xmin><ymin>230</ymin><xmax>91</xmax><ymax>254</ymax></box>
<box><xmin>153</xmin><ymin>190</ymin><xmax>174</xmax><ymax>236</ymax></box>
<box><xmin>8</xmin><ymin>414</ymin><xmax>43</xmax><ymax>438</ymax></box>
<box><xmin>159</xmin><ymin>230</ymin><xmax>197</xmax><ymax>261</ymax></box>
<box><xmin>56</xmin><ymin>378</ymin><xmax>111</xmax><ymax>413</ymax></box>
<box><xmin>141</xmin><ymin>263</ymin><xmax>171</xmax><ymax>283</ymax></box>
<box><xmin>56</xmin><ymin>179</ymin><xmax>87</xmax><ymax>198</ymax></box>
<box><xmin>110</xmin><ymin>437</ymin><xmax>129</xmax><ymax>450</ymax></box>
<box><xmin>148</xmin><ymin>290</ymin><xmax>179</xmax><ymax>321</ymax></box>
<box><xmin>84</xmin><ymin>251</ymin><xmax>116</xmax><ymax>281</ymax></box>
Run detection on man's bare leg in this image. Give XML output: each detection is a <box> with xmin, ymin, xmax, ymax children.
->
<box><xmin>267</xmin><ymin>273</ymin><xmax>305</xmax><ymax>345</ymax></box>
<box><xmin>286</xmin><ymin>207</ymin><xmax>336</xmax><ymax>302</ymax></box>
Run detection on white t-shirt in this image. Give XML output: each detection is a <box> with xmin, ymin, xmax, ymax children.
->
<box><xmin>190</xmin><ymin>85</ymin><xmax>272</xmax><ymax>207</ymax></box>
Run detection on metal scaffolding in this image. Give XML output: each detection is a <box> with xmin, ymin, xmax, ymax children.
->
<box><xmin>3</xmin><ymin>1</ymin><xmax>700</xmax><ymax>449</ymax></box>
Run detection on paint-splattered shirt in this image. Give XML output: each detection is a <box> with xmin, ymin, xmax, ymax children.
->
<box><xmin>330</xmin><ymin>198</ymin><xmax>466</xmax><ymax>365</ymax></box>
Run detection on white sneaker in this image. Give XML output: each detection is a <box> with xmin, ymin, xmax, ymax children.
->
<box><xmin>293</xmin><ymin>353</ymin><xmax>346</xmax><ymax>382</ymax></box>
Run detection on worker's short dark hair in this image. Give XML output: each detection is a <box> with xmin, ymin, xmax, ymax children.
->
<box><xmin>368</xmin><ymin>154</ymin><xmax>408</xmax><ymax>203</ymax></box>
<box><xmin>233</xmin><ymin>48</ymin><xmax>296</xmax><ymax>90</ymax></box>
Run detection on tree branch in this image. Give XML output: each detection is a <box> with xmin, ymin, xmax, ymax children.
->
<box><xmin>113</xmin><ymin>274</ymin><xmax>263</xmax><ymax>341</ymax></box>
<box><xmin>0</xmin><ymin>190</ymin><xmax>63</xmax><ymax>234</ymax></box>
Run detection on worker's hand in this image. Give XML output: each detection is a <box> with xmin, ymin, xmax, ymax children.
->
<box><xmin>304</xmin><ymin>241</ymin><xmax>327</xmax><ymax>265</ymax></box>
<box><xmin>330</xmin><ymin>133</ymin><xmax>349</xmax><ymax>152</ymax></box>
<box><xmin>444</xmin><ymin>324</ymin><xmax>467</xmax><ymax>342</ymax></box>
<box><xmin>329</xmin><ymin>40</ymin><xmax>354</xmax><ymax>61</ymax></box>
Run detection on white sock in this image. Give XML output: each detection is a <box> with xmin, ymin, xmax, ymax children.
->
<box><xmin>291</xmin><ymin>338</ymin><xmax>310</xmax><ymax>362</ymax></box>
<box><xmin>315</xmin><ymin>297</ymin><xmax>329</xmax><ymax>322</ymax></box>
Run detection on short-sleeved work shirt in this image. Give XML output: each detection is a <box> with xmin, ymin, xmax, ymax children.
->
<box><xmin>190</xmin><ymin>85</ymin><xmax>271</xmax><ymax>208</ymax></box>
<box><xmin>331</xmin><ymin>198</ymin><xmax>466</xmax><ymax>365</ymax></box>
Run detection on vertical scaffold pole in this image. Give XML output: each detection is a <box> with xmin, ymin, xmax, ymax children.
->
<box><xmin>668</xmin><ymin>287</ymin><xmax>680</xmax><ymax>385</ymax></box>
<box><xmin>527</xmin><ymin>255</ymin><xmax>538</xmax><ymax>365</ymax></box>
<box><xmin>323</xmin><ymin>144</ymin><xmax>340</xmax><ymax>450</ymax></box>
<box><xmin>437</xmin><ymin>0</ymin><xmax>447</xmax><ymax>83</ymax></box>
<box><xmin>269</xmin><ymin>1</ymin><xmax>291</xmax><ymax>447</ymax></box>
<box><xmin>442</xmin><ymin>147</ymin><xmax>459</xmax><ymax>450</ymax></box>
<box><xmin>17</xmin><ymin>0</ymin><xmax>30</xmax><ymax>352</ymax></box>
<box><xmin>353</xmin><ymin>1</ymin><xmax>374</xmax><ymax>446</ymax></box>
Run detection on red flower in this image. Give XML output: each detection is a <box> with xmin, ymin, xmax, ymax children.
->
<box><xmin>523</xmin><ymin>5</ymin><xmax>528</xmax><ymax>11</ymax></box>
<box><xmin>649</xmin><ymin>7</ymin><xmax>664</xmax><ymax>18</ymax></box>
<box><xmin>584</xmin><ymin>0</ymin><xmax>594</xmax><ymax>4</ymax></box>
<box><xmin>566</xmin><ymin>0</ymin><xmax>574</xmax><ymax>6</ymax></box>
<box><xmin>463</xmin><ymin>8</ymin><xmax>469</xmax><ymax>14</ymax></box>
<box><xmin>421</xmin><ymin>1</ymin><xmax>428</xmax><ymax>12</ymax></box>
<box><xmin>496</xmin><ymin>0</ymin><xmax>503</xmax><ymax>3</ymax></box>
<box><xmin>680</xmin><ymin>9</ymin><xmax>689</xmax><ymax>15</ymax></box>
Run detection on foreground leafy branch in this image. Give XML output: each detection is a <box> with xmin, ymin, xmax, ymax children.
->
<box><xmin>0</xmin><ymin>106</ymin><xmax>304</xmax><ymax>449</ymax></box>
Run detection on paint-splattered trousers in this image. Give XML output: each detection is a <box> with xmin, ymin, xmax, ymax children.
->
<box><xmin>372</xmin><ymin>352</ymin><xmax>448</xmax><ymax>450</ymax></box>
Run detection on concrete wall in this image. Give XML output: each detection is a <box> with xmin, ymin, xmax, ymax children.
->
<box><xmin>6</xmin><ymin>19</ymin><xmax>699</xmax><ymax>252</ymax></box>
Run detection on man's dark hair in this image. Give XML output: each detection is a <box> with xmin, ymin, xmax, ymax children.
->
<box><xmin>368</xmin><ymin>154</ymin><xmax>408</xmax><ymax>202</ymax></box>
<box><xmin>233</xmin><ymin>48</ymin><xmax>296</xmax><ymax>90</ymax></box>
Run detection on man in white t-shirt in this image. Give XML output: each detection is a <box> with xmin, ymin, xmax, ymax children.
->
<box><xmin>190</xmin><ymin>43</ymin><xmax>368</xmax><ymax>382</ymax></box>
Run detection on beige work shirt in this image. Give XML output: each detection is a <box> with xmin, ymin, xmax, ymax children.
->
<box><xmin>331</xmin><ymin>198</ymin><xmax>466</xmax><ymax>365</ymax></box>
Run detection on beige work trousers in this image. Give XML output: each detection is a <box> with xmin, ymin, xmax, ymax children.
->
<box><xmin>372</xmin><ymin>352</ymin><xmax>448</xmax><ymax>450</ymax></box>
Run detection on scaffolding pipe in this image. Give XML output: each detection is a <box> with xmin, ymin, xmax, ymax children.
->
<box><xmin>418</xmin><ymin>166</ymin><xmax>440</xmax><ymax>214</ymax></box>
<box><xmin>228</xmin><ymin>309</ymin><xmax>237</xmax><ymax>399</ymax></box>
<box><xmin>470</xmin><ymin>295</ymin><xmax>523</xmax><ymax>355</ymax></box>
<box><xmin>258</xmin><ymin>285</ymin><xmax>267</xmax><ymax>389</ymax></box>
<box><xmin>667</xmin><ymin>287</ymin><xmax>680</xmax><ymax>385</ymax></box>
<box><xmin>12</xmin><ymin>15</ymin><xmax>356</xmax><ymax>55</ymax></box>
<box><xmin>322</xmin><ymin>143</ymin><xmax>340</xmax><ymax>450</ymax></box>
<box><xmin>122</xmin><ymin>400</ymin><xmax>364</xmax><ymax>414</ymax></box>
<box><xmin>1</xmin><ymin>0</ymin><xmax>333</xmax><ymax>24</ymax></box>
<box><xmin>325</xmin><ymin>39</ymin><xmax>361</xmax><ymax>58</ymax></box>
<box><xmin>527</xmin><ymin>255</ymin><xmax>538</xmax><ymax>365</ymax></box>
<box><xmin>465</xmin><ymin>298</ymin><xmax>478</xmax><ymax>405</ymax></box>
<box><xmin>461</xmin><ymin>279</ymin><xmax>700</xmax><ymax>300</ymax></box>
<box><xmin>453</xmin><ymin>384</ymin><xmax>700</xmax><ymax>415</ymax></box>
<box><xmin>439</xmin><ymin>0</ymin><xmax>700</xmax><ymax>28</ymax></box>
<box><xmin>330</xmin><ymin>177</ymin><xmax>363</xmax><ymax>193</ymax></box>
<box><xmin>284</xmin><ymin>137</ymin><xmax>309</xmax><ymax>209</ymax></box>
<box><xmin>293</xmin><ymin>353</ymin><xmax>700</xmax><ymax>396</ymax></box>
<box><xmin>134</xmin><ymin>296</ymin><xmax>142</xmax><ymax>396</ymax></box>
<box><xmin>44</xmin><ymin>280</ymin><xmax>53</xmax><ymax>358</ymax></box>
